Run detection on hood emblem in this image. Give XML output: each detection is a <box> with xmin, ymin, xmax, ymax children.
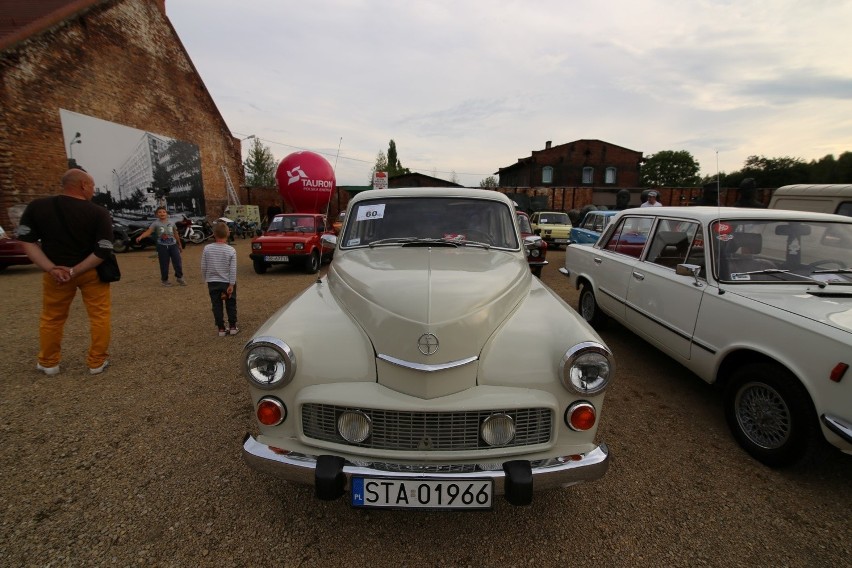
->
<box><xmin>418</xmin><ymin>333</ymin><xmax>439</xmax><ymax>356</ymax></box>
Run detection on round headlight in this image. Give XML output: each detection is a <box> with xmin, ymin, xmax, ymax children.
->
<box><xmin>295</xmin><ymin>242</ymin><xmax>304</xmax><ymax>250</ymax></box>
<box><xmin>530</xmin><ymin>249</ymin><xmax>541</xmax><ymax>258</ymax></box>
<box><xmin>481</xmin><ymin>413</ymin><xmax>516</xmax><ymax>446</ymax></box>
<box><xmin>338</xmin><ymin>411</ymin><xmax>371</xmax><ymax>443</ymax></box>
<box><xmin>560</xmin><ymin>342</ymin><xmax>614</xmax><ymax>395</ymax></box>
<box><xmin>243</xmin><ymin>337</ymin><xmax>296</xmax><ymax>390</ymax></box>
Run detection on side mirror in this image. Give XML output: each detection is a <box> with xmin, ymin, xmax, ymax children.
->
<box><xmin>676</xmin><ymin>263</ymin><xmax>703</xmax><ymax>287</ymax></box>
<box><xmin>321</xmin><ymin>233</ymin><xmax>337</xmax><ymax>248</ymax></box>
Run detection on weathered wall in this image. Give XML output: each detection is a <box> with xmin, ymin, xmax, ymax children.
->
<box><xmin>0</xmin><ymin>0</ymin><xmax>243</xmax><ymax>229</ymax></box>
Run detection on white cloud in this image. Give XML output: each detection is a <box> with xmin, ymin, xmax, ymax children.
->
<box><xmin>167</xmin><ymin>0</ymin><xmax>852</xmax><ymax>185</ymax></box>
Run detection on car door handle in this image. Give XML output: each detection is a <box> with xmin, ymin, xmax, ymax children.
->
<box><xmin>593</xmin><ymin>257</ymin><xmax>603</xmax><ymax>264</ymax></box>
<box><xmin>632</xmin><ymin>271</ymin><xmax>645</xmax><ymax>281</ymax></box>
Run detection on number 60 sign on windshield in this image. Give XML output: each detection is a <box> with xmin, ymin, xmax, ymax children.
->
<box><xmin>356</xmin><ymin>204</ymin><xmax>386</xmax><ymax>221</ymax></box>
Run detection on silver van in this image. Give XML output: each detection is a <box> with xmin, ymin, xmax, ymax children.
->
<box><xmin>769</xmin><ymin>184</ymin><xmax>852</xmax><ymax>216</ymax></box>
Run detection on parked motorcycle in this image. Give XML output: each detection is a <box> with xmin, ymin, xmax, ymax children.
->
<box><xmin>176</xmin><ymin>215</ymin><xmax>206</xmax><ymax>245</ymax></box>
<box><xmin>112</xmin><ymin>221</ymin><xmax>132</xmax><ymax>253</ymax></box>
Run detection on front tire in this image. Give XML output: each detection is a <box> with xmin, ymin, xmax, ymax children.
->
<box><xmin>304</xmin><ymin>251</ymin><xmax>320</xmax><ymax>274</ymax></box>
<box><xmin>578</xmin><ymin>283</ymin><xmax>607</xmax><ymax>328</ymax></box>
<box><xmin>252</xmin><ymin>259</ymin><xmax>268</xmax><ymax>274</ymax></box>
<box><xmin>189</xmin><ymin>230</ymin><xmax>204</xmax><ymax>244</ymax></box>
<box><xmin>113</xmin><ymin>237</ymin><xmax>128</xmax><ymax>254</ymax></box>
<box><xmin>724</xmin><ymin>362</ymin><xmax>817</xmax><ymax>467</ymax></box>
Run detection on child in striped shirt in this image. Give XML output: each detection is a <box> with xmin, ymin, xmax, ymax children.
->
<box><xmin>201</xmin><ymin>221</ymin><xmax>239</xmax><ymax>336</ymax></box>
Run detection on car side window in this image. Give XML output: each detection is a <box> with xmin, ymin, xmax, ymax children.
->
<box><xmin>646</xmin><ymin>220</ymin><xmax>701</xmax><ymax>270</ymax></box>
<box><xmin>603</xmin><ymin>216</ymin><xmax>652</xmax><ymax>258</ymax></box>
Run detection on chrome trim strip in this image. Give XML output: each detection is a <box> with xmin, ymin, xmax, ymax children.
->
<box><xmin>377</xmin><ymin>353</ymin><xmax>478</xmax><ymax>372</ymax></box>
<box><xmin>821</xmin><ymin>414</ymin><xmax>852</xmax><ymax>444</ymax></box>
<box><xmin>242</xmin><ymin>435</ymin><xmax>610</xmax><ymax>494</ymax></box>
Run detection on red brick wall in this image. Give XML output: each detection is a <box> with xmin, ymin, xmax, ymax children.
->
<box><xmin>0</xmin><ymin>0</ymin><xmax>243</xmax><ymax>229</ymax></box>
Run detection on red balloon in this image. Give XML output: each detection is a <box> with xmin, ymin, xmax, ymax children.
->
<box><xmin>275</xmin><ymin>151</ymin><xmax>336</xmax><ymax>213</ymax></box>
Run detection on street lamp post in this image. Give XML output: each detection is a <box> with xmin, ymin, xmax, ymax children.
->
<box><xmin>68</xmin><ymin>132</ymin><xmax>82</xmax><ymax>168</ymax></box>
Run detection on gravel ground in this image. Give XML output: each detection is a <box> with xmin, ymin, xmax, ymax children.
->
<box><xmin>1</xmin><ymin>241</ymin><xmax>850</xmax><ymax>567</ymax></box>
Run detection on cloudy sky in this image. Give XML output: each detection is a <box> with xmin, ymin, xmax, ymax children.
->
<box><xmin>166</xmin><ymin>0</ymin><xmax>852</xmax><ymax>187</ymax></box>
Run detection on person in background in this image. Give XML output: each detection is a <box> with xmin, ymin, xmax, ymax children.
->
<box><xmin>641</xmin><ymin>190</ymin><xmax>663</xmax><ymax>207</ymax></box>
<box><xmin>734</xmin><ymin>178</ymin><xmax>766</xmax><ymax>208</ymax></box>
<box><xmin>135</xmin><ymin>206</ymin><xmax>185</xmax><ymax>286</ymax></box>
<box><xmin>17</xmin><ymin>168</ymin><xmax>114</xmax><ymax>375</ymax></box>
<box><xmin>201</xmin><ymin>222</ymin><xmax>239</xmax><ymax>337</ymax></box>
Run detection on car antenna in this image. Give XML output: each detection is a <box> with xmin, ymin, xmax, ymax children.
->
<box><xmin>318</xmin><ymin>137</ymin><xmax>342</xmax><ymax>285</ymax></box>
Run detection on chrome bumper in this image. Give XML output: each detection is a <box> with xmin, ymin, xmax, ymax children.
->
<box><xmin>242</xmin><ymin>434</ymin><xmax>609</xmax><ymax>504</ymax></box>
<box><xmin>822</xmin><ymin>414</ymin><xmax>852</xmax><ymax>445</ymax></box>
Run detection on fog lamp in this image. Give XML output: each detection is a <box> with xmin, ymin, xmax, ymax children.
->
<box><xmin>481</xmin><ymin>413</ymin><xmax>516</xmax><ymax>446</ymax></box>
<box><xmin>338</xmin><ymin>411</ymin><xmax>371</xmax><ymax>443</ymax></box>
<box><xmin>257</xmin><ymin>397</ymin><xmax>286</xmax><ymax>426</ymax></box>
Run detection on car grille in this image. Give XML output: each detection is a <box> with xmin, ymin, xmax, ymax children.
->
<box><xmin>301</xmin><ymin>404</ymin><xmax>552</xmax><ymax>450</ymax></box>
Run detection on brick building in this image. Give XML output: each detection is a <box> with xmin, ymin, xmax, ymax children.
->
<box><xmin>0</xmin><ymin>0</ymin><xmax>245</xmax><ymax>229</ymax></box>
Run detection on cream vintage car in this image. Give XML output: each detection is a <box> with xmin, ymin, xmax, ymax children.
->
<box><xmin>241</xmin><ymin>187</ymin><xmax>615</xmax><ymax>509</ymax></box>
<box><xmin>561</xmin><ymin>206</ymin><xmax>852</xmax><ymax>467</ymax></box>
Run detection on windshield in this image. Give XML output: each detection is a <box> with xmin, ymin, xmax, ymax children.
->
<box><xmin>538</xmin><ymin>212</ymin><xmax>570</xmax><ymax>225</ymax></box>
<box><xmin>710</xmin><ymin>219</ymin><xmax>852</xmax><ymax>284</ymax></box>
<box><xmin>267</xmin><ymin>215</ymin><xmax>316</xmax><ymax>233</ymax></box>
<box><xmin>341</xmin><ymin>197</ymin><xmax>520</xmax><ymax>249</ymax></box>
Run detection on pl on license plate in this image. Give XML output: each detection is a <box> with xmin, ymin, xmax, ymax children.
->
<box><xmin>265</xmin><ymin>255</ymin><xmax>288</xmax><ymax>261</ymax></box>
<box><xmin>555</xmin><ymin>238</ymin><xmax>569</xmax><ymax>243</ymax></box>
<box><xmin>351</xmin><ymin>477</ymin><xmax>493</xmax><ymax>509</ymax></box>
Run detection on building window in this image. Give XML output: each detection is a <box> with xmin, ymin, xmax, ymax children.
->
<box><xmin>605</xmin><ymin>167</ymin><xmax>617</xmax><ymax>184</ymax></box>
<box><xmin>582</xmin><ymin>167</ymin><xmax>594</xmax><ymax>184</ymax></box>
<box><xmin>542</xmin><ymin>166</ymin><xmax>553</xmax><ymax>184</ymax></box>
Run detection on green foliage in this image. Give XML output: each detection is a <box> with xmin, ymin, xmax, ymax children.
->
<box><xmin>479</xmin><ymin>175</ymin><xmax>498</xmax><ymax>188</ymax></box>
<box><xmin>640</xmin><ymin>150</ymin><xmax>701</xmax><ymax>187</ymax></box>
<box><xmin>720</xmin><ymin>152</ymin><xmax>852</xmax><ymax>187</ymax></box>
<box><xmin>244</xmin><ymin>138</ymin><xmax>277</xmax><ymax>187</ymax></box>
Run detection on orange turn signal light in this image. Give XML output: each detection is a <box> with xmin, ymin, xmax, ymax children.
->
<box><xmin>257</xmin><ymin>397</ymin><xmax>286</xmax><ymax>426</ymax></box>
<box><xmin>830</xmin><ymin>363</ymin><xmax>849</xmax><ymax>383</ymax></box>
<box><xmin>566</xmin><ymin>402</ymin><xmax>596</xmax><ymax>431</ymax></box>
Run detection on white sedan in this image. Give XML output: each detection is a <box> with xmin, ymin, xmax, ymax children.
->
<box><xmin>561</xmin><ymin>206</ymin><xmax>852</xmax><ymax>467</ymax></box>
<box><xmin>241</xmin><ymin>188</ymin><xmax>615</xmax><ymax>509</ymax></box>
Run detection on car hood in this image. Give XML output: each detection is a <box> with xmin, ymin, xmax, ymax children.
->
<box><xmin>328</xmin><ymin>247</ymin><xmax>529</xmax><ymax>395</ymax></box>
<box><xmin>730</xmin><ymin>286</ymin><xmax>852</xmax><ymax>335</ymax></box>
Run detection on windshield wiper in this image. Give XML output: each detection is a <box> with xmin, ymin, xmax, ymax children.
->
<box><xmin>369</xmin><ymin>237</ymin><xmax>419</xmax><ymax>247</ymax></box>
<box><xmin>811</xmin><ymin>267</ymin><xmax>852</xmax><ymax>274</ymax></box>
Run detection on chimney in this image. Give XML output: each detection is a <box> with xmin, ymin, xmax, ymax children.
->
<box><xmin>545</xmin><ymin>141</ymin><xmax>552</xmax><ymax>149</ymax></box>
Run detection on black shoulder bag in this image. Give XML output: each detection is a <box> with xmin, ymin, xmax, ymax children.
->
<box><xmin>52</xmin><ymin>197</ymin><xmax>121</xmax><ymax>283</ymax></box>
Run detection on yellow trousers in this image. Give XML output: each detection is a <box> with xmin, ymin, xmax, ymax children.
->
<box><xmin>39</xmin><ymin>269</ymin><xmax>111</xmax><ymax>369</ymax></box>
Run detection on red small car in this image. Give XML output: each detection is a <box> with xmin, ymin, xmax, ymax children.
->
<box><xmin>517</xmin><ymin>211</ymin><xmax>548</xmax><ymax>277</ymax></box>
<box><xmin>250</xmin><ymin>213</ymin><xmax>334</xmax><ymax>274</ymax></box>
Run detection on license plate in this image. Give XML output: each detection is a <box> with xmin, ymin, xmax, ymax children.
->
<box><xmin>351</xmin><ymin>477</ymin><xmax>493</xmax><ymax>510</ymax></box>
<box><xmin>554</xmin><ymin>238</ymin><xmax>569</xmax><ymax>244</ymax></box>
<box><xmin>265</xmin><ymin>255</ymin><xmax>289</xmax><ymax>262</ymax></box>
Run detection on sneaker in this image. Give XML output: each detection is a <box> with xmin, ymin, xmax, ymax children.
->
<box><xmin>161</xmin><ymin>280</ymin><xmax>173</xmax><ymax>287</ymax></box>
<box><xmin>218</xmin><ymin>328</ymin><xmax>227</xmax><ymax>337</ymax></box>
<box><xmin>229</xmin><ymin>326</ymin><xmax>240</xmax><ymax>336</ymax></box>
<box><xmin>89</xmin><ymin>360</ymin><xmax>110</xmax><ymax>375</ymax></box>
<box><xmin>36</xmin><ymin>363</ymin><xmax>60</xmax><ymax>376</ymax></box>
<box><xmin>177</xmin><ymin>278</ymin><xmax>187</xmax><ymax>286</ymax></box>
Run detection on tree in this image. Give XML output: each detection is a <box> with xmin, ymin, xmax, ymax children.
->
<box><xmin>244</xmin><ymin>138</ymin><xmax>276</xmax><ymax>187</ymax></box>
<box><xmin>369</xmin><ymin>150</ymin><xmax>389</xmax><ymax>185</ymax></box>
<box><xmin>385</xmin><ymin>139</ymin><xmax>410</xmax><ymax>177</ymax></box>
<box><xmin>640</xmin><ymin>150</ymin><xmax>701</xmax><ymax>187</ymax></box>
<box><xmin>479</xmin><ymin>175</ymin><xmax>498</xmax><ymax>188</ymax></box>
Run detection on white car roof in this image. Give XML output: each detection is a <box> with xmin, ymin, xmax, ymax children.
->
<box><xmin>613</xmin><ymin>206</ymin><xmax>852</xmax><ymax>224</ymax></box>
<box><xmin>350</xmin><ymin>187</ymin><xmax>515</xmax><ymax>205</ymax></box>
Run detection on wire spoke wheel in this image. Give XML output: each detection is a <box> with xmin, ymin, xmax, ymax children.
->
<box><xmin>734</xmin><ymin>381</ymin><xmax>791</xmax><ymax>449</ymax></box>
